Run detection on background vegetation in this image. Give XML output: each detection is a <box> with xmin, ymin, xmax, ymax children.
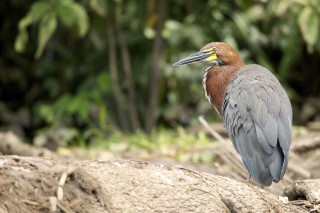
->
<box><xmin>1</xmin><ymin>0</ymin><xmax>320</xmax><ymax>149</ymax></box>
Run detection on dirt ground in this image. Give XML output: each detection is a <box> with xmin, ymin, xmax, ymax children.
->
<box><xmin>0</xmin><ymin>155</ymin><xmax>316</xmax><ymax>213</ymax></box>
<box><xmin>0</xmin><ymin>124</ymin><xmax>319</xmax><ymax>212</ymax></box>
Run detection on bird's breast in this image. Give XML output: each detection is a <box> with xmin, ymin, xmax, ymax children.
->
<box><xmin>203</xmin><ymin>66</ymin><xmax>238</xmax><ymax>115</ymax></box>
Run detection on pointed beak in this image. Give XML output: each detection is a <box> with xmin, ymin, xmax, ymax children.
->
<box><xmin>172</xmin><ymin>51</ymin><xmax>211</xmax><ymax>66</ymax></box>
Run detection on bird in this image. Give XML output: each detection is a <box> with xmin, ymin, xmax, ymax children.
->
<box><xmin>173</xmin><ymin>42</ymin><xmax>292</xmax><ymax>186</ymax></box>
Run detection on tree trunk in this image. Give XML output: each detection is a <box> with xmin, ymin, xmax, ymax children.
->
<box><xmin>106</xmin><ymin>2</ymin><xmax>129</xmax><ymax>132</ymax></box>
<box><xmin>116</xmin><ymin>23</ymin><xmax>141</xmax><ymax>131</ymax></box>
<box><xmin>145</xmin><ymin>0</ymin><xmax>165</xmax><ymax>133</ymax></box>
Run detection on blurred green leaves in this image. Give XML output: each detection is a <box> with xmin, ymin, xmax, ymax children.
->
<box><xmin>298</xmin><ymin>4</ymin><xmax>320</xmax><ymax>50</ymax></box>
<box><xmin>2</xmin><ymin>0</ymin><xmax>320</xmax><ymax>149</ymax></box>
<box><xmin>14</xmin><ymin>1</ymin><xmax>51</xmax><ymax>53</ymax></box>
<box><xmin>88</xmin><ymin>127</ymin><xmax>213</xmax><ymax>162</ymax></box>
<box><xmin>89</xmin><ymin>0</ymin><xmax>107</xmax><ymax>17</ymax></box>
<box><xmin>58</xmin><ymin>0</ymin><xmax>89</xmax><ymax>37</ymax></box>
<box><xmin>36</xmin><ymin>13</ymin><xmax>57</xmax><ymax>58</ymax></box>
<box><xmin>14</xmin><ymin>0</ymin><xmax>89</xmax><ymax>58</ymax></box>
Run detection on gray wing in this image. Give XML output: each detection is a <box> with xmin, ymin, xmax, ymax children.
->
<box><xmin>222</xmin><ymin>64</ymin><xmax>292</xmax><ymax>186</ymax></box>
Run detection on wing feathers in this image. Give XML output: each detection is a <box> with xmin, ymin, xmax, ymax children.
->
<box><xmin>269</xmin><ymin>142</ymin><xmax>284</xmax><ymax>181</ymax></box>
<box><xmin>255</xmin><ymin>124</ymin><xmax>274</xmax><ymax>154</ymax></box>
<box><xmin>223</xmin><ymin>64</ymin><xmax>292</xmax><ymax>186</ymax></box>
<box><xmin>236</xmin><ymin>128</ymin><xmax>273</xmax><ymax>186</ymax></box>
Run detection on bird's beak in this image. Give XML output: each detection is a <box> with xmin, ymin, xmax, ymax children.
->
<box><xmin>172</xmin><ymin>51</ymin><xmax>211</xmax><ymax>66</ymax></box>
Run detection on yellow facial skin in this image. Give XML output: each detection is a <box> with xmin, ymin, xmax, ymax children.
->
<box><xmin>202</xmin><ymin>47</ymin><xmax>218</xmax><ymax>62</ymax></box>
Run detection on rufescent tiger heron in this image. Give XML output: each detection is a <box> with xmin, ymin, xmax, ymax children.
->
<box><xmin>173</xmin><ymin>42</ymin><xmax>292</xmax><ymax>186</ymax></box>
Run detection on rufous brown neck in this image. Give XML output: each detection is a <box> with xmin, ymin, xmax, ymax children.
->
<box><xmin>203</xmin><ymin>61</ymin><xmax>244</xmax><ymax>114</ymax></box>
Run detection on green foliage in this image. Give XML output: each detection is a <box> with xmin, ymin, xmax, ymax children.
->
<box><xmin>89</xmin><ymin>0</ymin><xmax>107</xmax><ymax>17</ymax></box>
<box><xmin>14</xmin><ymin>0</ymin><xmax>89</xmax><ymax>58</ymax></box>
<box><xmin>36</xmin><ymin>13</ymin><xmax>57</xmax><ymax>58</ymax></box>
<box><xmin>0</xmin><ymin>0</ymin><xmax>320</xmax><ymax>149</ymax></box>
<box><xmin>35</xmin><ymin>72</ymin><xmax>112</xmax><ymax>134</ymax></box>
<box><xmin>297</xmin><ymin>1</ymin><xmax>320</xmax><ymax>50</ymax></box>
<box><xmin>14</xmin><ymin>1</ymin><xmax>51</xmax><ymax>53</ymax></box>
<box><xmin>89</xmin><ymin>127</ymin><xmax>213</xmax><ymax>162</ymax></box>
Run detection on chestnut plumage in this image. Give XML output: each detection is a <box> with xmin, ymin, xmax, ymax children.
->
<box><xmin>173</xmin><ymin>42</ymin><xmax>292</xmax><ymax>186</ymax></box>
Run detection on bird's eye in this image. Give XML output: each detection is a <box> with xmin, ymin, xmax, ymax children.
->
<box><xmin>212</xmin><ymin>47</ymin><xmax>218</xmax><ymax>53</ymax></box>
<box><xmin>203</xmin><ymin>47</ymin><xmax>218</xmax><ymax>54</ymax></box>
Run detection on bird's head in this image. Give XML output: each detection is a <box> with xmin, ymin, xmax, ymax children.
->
<box><xmin>173</xmin><ymin>42</ymin><xmax>243</xmax><ymax>67</ymax></box>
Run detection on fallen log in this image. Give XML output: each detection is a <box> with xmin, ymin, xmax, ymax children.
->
<box><xmin>292</xmin><ymin>133</ymin><xmax>320</xmax><ymax>153</ymax></box>
<box><xmin>0</xmin><ymin>155</ymin><xmax>310</xmax><ymax>212</ymax></box>
<box><xmin>284</xmin><ymin>179</ymin><xmax>320</xmax><ymax>211</ymax></box>
<box><xmin>0</xmin><ymin>132</ymin><xmax>57</xmax><ymax>159</ymax></box>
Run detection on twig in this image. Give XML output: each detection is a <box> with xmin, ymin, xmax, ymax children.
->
<box><xmin>57</xmin><ymin>201</ymin><xmax>73</xmax><ymax>213</ymax></box>
<box><xmin>57</xmin><ymin>172</ymin><xmax>67</xmax><ymax>200</ymax></box>
<box><xmin>49</xmin><ymin>196</ymin><xmax>57</xmax><ymax>212</ymax></box>
<box><xmin>57</xmin><ymin>167</ymin><xmax>77</xmax><ymax>201</ymax></box>
<box><xmin>198</xmin><ymin>116</ymin><xmax>248</xmax><ymax>180</ymax></box>
<box><xmin>198</xmin><ymin>116</ymin><xmax>225</xmax><ymax>143</ymax></box>
<box><xmin>50</xmin><ymin>196</ymin><xmax>73</xmax><ymax>213</ymax></box>
<box><xmin>21</xmin><ymin>199</ymin><xmax>40</xmax><ymax>206</ymax></box>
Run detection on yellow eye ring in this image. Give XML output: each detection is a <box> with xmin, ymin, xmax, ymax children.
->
<box><xmin>203</xmin><ymin>47</ymin><xmax>218</xmax><ymax>54</ymax></box>
<box><xmin>212</xmin><ymin>47</ymin><xmax>218</xmax><ymax>53</ymax></box>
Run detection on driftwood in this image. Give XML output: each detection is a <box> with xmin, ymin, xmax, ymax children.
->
<box><xmin>285</xmin><ymin>179</ymin><xmax>320</xmax><ymax>201</ymax></box>
<box><xmin>0</xmin><ymin>155</ymin><xmax>314</xmax><ymax>213</ymax></box>
<box><xmin>0</xmin><ymin>132</ymin><xmax>57</xmax><ymax>159</ymax></box>
<box><xmin>291</xmin><ymin>133</ymin><xmax>320</xmax><ymax>153</ymax></box>
<box><xmin>284</xmin><ymin>179</ymin><xmax>320</xmax><ymax>211</ymax></box>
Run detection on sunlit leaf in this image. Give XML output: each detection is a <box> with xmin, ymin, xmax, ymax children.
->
<box><xmin>35</xmin><ymin>13</ymin><xmax>57</xmax><ymax>58</ymax></box>
<box><xmin>14</xmin><ymin>27</ymin><xmax>28</xmax><ymax>53</ymax></box>
<box><xmin>89</xmin><ymin>0</ymin><xmax>107</xmax><ymax>17</ymax></box>
<box><xmin>144</xmin><ymin>27</ymin><xmax>156</xmax><ymax>39</ymax></box>
<box><xmin>57</xmin><ymin>3</ymin><xmax>77</xmax><ymax>27</ymax></box>
<box><xmin>298</xmin><ymin>7</ymin><xmax>319</xmax><ymax>48</ymax></box>
<box><xmin>57</xmin><ymin>1</ymin><xmax>89</xmax><ymax>37</ymax></box>
<box><xmin>28</xmin><ymin>1</ymin><xmax>52</xmax><ymax>21</ymax></box>
<box><xmin>14</xmin><ymin>1</ymin><xmax>52</xmax><ymax>53</ymax></box>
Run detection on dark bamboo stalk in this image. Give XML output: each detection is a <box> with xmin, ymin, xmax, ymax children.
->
<box><xmin>116</xmin><ymin>22</ymin><xmax>141</xmax><ymax>131</ymax></box>
<box><xmin>145</xmin><ymin>0</ymin><xmax>165</xmax><ymax>133</ymax></box>
<box><xmin>106</xmin><ymin>5</ymin><xmax>129</xmax><ymax>131</ymax></box>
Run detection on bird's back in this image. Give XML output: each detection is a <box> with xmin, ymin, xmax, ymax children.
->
<box><xmin>222</xmin><ymin>64</ymin><xmax>292</xmax><ymax>186</ymax></box>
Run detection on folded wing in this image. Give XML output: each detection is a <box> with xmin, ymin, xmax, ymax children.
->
<box><xmin>222</xmin><ymin>64</ymin><xmax>292</xmax><ymax>186</ymax></box>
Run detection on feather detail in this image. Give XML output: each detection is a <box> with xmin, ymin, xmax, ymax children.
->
<box><xmin>222</xmin><ymin>64</ymin><xmax>292</xmax><ymax>186</ymax></box>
